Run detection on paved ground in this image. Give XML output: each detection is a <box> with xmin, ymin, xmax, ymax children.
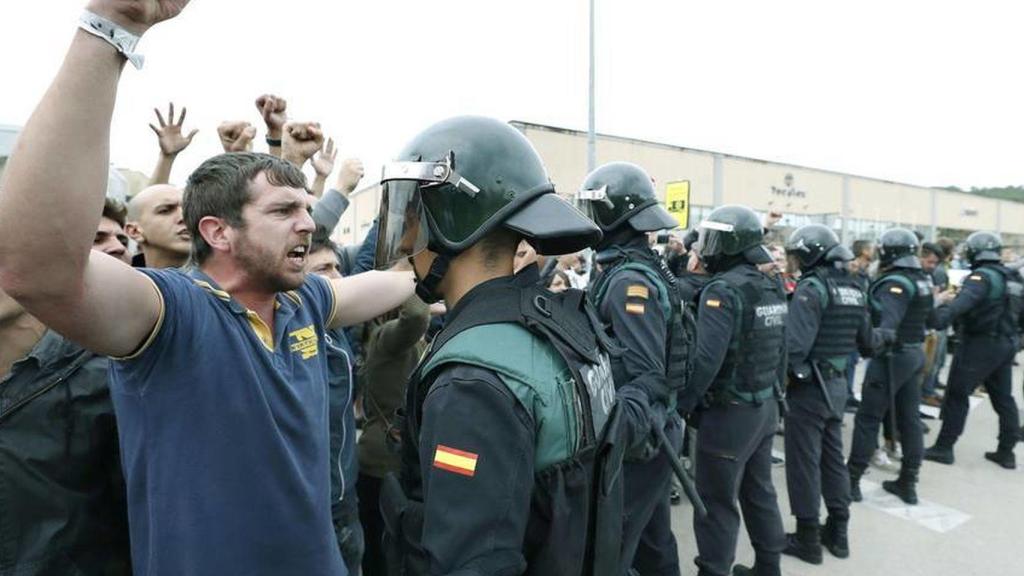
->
<box><xmin>670</xmin><ymin>355</ymin><xmax>1024</xmax><ymax>575</ymax></box>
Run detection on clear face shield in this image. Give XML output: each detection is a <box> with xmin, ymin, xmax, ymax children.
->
<box><xmin>576</xmin><ymin>185</ymin><xmax>612</xmax><ymax>222</ymax></box>
<box><xmin>697</xmin><ymin>219</ymin><xmax>735</xmax><ymax>259</ymax></box>
<box><xmin>374</xmin><ymin>152</ymin><xmax>483</xmax><ymax>270</ymax></box>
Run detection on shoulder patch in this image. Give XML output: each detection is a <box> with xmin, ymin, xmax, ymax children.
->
<box><xmin>433</xmin><ymin>445</ymin><xmax>478</xmax><ymax>477</ymax></box>
<box><xmin>705</xmin><ymin>298</ymin><xmax>722</xmax><ymax>308</ymax></box>
<box><xmin>889</xmin><ymin>286</ymin><xmax>904</xmax><ymax>294</ymax></box>
<box><xmin>625</xmin><ymin>302</ymin><xmax>646</xmax><ymax>315</ymax></box>
<box><xmin>969</xmin><ymin>275</ymin><xmax>983</xmax><ymax>281</ymax></box>
<box><xmin>626</xmin><ymin>284</ymin><xmax>650</xmax><ymax>300</ymax></box>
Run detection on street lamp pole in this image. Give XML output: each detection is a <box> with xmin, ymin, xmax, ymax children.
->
<box><xmin>587</xmin><ymin>0</ymin><xmax>596</xmax><ymax>175</ymax></box>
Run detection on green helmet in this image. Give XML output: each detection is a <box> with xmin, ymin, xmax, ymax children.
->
<box><xmin>578</xmin><ymin>162</ymin><xmax>676</xmax><ymax>233</ymax></box>
<box><xmin>963</xmin><ymin>231</ymin><xmax>1002</xmax><ymax>266</ymax></box>
<box><xmin>877</xmin><ymin>228</ymin><xmax>920</xmax><ymax>269</ymax></box>
<box><xmin>697</xmin><ymin>205</ymin><xmax>771</xmax><ymax>273</ymax></box>
<box><xmin>374</xmin><ymin>116</ymin><xmax>601</xmax><ymax>300</ymax></box>
<box><xmin>785</xmin><ymin>224</ymin><xmax>852</xmax><ymax>271</ymax></box>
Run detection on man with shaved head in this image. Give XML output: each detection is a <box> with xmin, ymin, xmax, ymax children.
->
<box><xmin>126</xmin><ymin>184</ymin><xmax>190</xmax><ymax>268</ymax></box>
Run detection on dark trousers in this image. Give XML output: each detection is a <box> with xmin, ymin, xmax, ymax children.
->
<box><xmin>936</xmin><ymin>336</ymin><xmax>1020</xmax><ymax>452</ymax></box>
<box><xmin>622</xmin><ymin>418</ymin><xmax>683</xmax><ymax>576</ymax></box>
<box><xmin>334</xmin><ymin>491</ymin><xmax>364</xmax><ymax>576</ymax></box>
<box><xmin>693</xmin><ymin>401</ymin><xmax>786</xmax><ymax>576</ymax></box>
<box><xmin>849</xmin><ymin>348</ymin><xmax>925</xmax><ymax>472</ymax></box>
<box><xmin>358</xmin><ymin>473</ymin><xmax>387</xmax><ymax>576</ymax></box>
<box><xmin>785</xmin><ymin>371</ymin><xmax>851</xmax><ymax>521</ymax></box>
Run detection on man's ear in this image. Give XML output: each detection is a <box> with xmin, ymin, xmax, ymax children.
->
<box><xmin>197</xmin><ymin>216</ymin><xmax>232</xmax><ymax>256</ymax></box>
<box><xmin>125</xmin><ymin>222</ymin><xmax>145</xmax><ymax>243</ymax></box>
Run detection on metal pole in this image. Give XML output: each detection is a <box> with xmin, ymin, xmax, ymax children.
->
<box><xmin>587</xmin><ymin>0</ymin><xmax>597</xmax><ymax>175</ymax></box>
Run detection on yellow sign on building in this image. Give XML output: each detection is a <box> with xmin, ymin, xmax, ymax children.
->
<box><xmin>665</xmin><ymin>181</ymin><xmax>690</xmax><ymax>228</ymax></box>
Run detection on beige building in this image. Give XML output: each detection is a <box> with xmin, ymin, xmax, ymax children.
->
<box><xmin>337</xmin><ymin>121</ymin><xmax>1022</xmax><ymax>249</ymax></box>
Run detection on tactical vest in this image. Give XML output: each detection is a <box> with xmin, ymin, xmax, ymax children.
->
<box><xmin>386</xmin><ymin>275</ymin><xmax>625</xmax><ymax>576</ymax></box>
<box><xmin>706</xmin><ymin>266</ymin><xmax>787</xmax><ymax>403</ymax></box>
<box><xmin>962</xmin><ymin>264</ymin><xmax>1024</xmax><ymax>337</ymax></box>
<box><xmin>869</xmin><ymin>269</ymin><xmax>933</xmax><ymax>345</ymax></box>
<box><xmin>590</xmin><ymin>247</ymin><xmax>695</xmax><ymax>400</ymax></box>
<box><xmin>800</xmin><ymin>266</ymin><xmax>868</xmax><ymax>361</ymax></box>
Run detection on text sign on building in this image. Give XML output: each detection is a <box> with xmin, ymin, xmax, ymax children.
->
<box><xmin>665</xmin><ymin>180</ymin><xmax>690</xmax><ymax>228</ymax></box>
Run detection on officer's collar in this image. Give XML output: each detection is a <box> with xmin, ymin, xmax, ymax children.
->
<box><xmin>444</xmin><ymin>272</ymin><xmax>520</xmax><ymax>324</ymax></box>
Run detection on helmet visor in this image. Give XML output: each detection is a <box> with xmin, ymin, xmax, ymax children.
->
<box><xmin>374</xmin><ymin>180</ymin><xmax>430</xmax><ymax>270</ymax></box>
<box><xmin>576</xmin><ymin>185</ymin><xmax>610</xmax><ymax>224</ymax></box>
<box><xmin>697</xmin><ymin>220</ymin><xmax>735</xmax><ymax>258</ymax></box>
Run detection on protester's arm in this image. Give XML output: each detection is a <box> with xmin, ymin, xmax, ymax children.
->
<box><xmin>148</xmin><ymin>102</ymin><xmax>196</xmax><ymax>185</ymax></box>
<box><xmin>311</xmin><ymin>158</ymin><xmax>363</xmax><ymax>233</ymax></box>
<box><xmin>376</xmin><ymin>296</ymin><xmax>431</xmax><ymax>355</ymax></box>
<box><xmin>328</xmin><ymin>270</ymin><xmax>415</xmax><ymax>328</ymax></box>
<box><xmin>0</xmin><ymin>1</ymin><xmax>187</xmax><ymax>356</ymax></box>
<box><xmin>309</xmin><ymin>137</ymin><xmax>336</xmax><ymax>198</ymax></box>
<box><xmin>255</xmin><ymin>94</ymin><xmax>287</xmax><ymax>157</ymax></box>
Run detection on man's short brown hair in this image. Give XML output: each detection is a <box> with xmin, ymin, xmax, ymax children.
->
<box><xmin>103</xmin><ymin>196</ymin><xmax>127</xmax><ymax>227</ymax></box>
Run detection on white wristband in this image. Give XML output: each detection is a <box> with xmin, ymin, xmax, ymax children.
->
<box><xmin>78</xmin><ymin>11</ymin><xmax>144</xmax><ymax>70</ymax></box>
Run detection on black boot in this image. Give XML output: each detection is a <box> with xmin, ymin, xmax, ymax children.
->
<box><xmin>848</xmin><ymin>466</ymin><xmax>864</xmax><ymax>502</ymax></box>
<box><xmin>984</xmin><ymin>449</ymin><xmax>1017</xmax><ymax>470</ymax></box>
<box><xmin>882</xmin><ymin>467</ymin><xmax>919</xmax><ymax>505</ymax></box>
<box><xmin>820</xmin><ymin>514</ymin><xmax>850</xmax><ymax>559</ymax></box>
<box><xmin>924</xmin><ymin>443</ymin><xmax>955</xmax><ymax>465</ymax></box>
<box><xmin>732</xmin><ymin>564</ymin><xmax>781</xmax><ymax>576</ymax></box>
<box><xmin>783</xmin><ymin>519</ymin><xmax>823</xmax><ymax>565</ymax></box>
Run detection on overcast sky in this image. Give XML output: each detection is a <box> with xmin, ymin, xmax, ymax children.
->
<box><xmin>1</xmin><ymin>1</ymin><xmax>1021</xmax><ymax>191</ymax></box>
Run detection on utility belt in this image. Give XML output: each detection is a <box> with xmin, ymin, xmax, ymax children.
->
<box><xmin>708</xmin><ymin>386</ymin><xmax>776</xmax><ymax>407</ymax></box>
<box><xmin>889</xmin><ymin>341</ymin><xmax>924</xmax><ymax>353</ymax></box>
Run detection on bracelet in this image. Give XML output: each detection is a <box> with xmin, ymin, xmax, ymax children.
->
<box><xmin>78</xmin><ymin>11</ymin><xmax>144</xmax><ymax>70</ymax></box>
<box><xmin>266</xmin><ymin>137</ymin><xmax>283</xmax><ymax>147</ymax></box>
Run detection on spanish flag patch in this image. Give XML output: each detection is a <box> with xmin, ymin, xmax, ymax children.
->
<box><xmin>706</xmin><ymin>299</ymin><xmax>722</xmax><ymax>308</ymax></box>
<box><xmin>625</xmin><ymin>302</ymin><xmax>646</xmax><ymax>315</ymax></box>
<box><xmin>433</xmin><ymin>445</ymin><xmax>479</xmax><ymax>477</ymax></box>
<box><xmin>627</xmin><ymin>284</ymin><xmax>650</xmax><ymax>300</ymax></box>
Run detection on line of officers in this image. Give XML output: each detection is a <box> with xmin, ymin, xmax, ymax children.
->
<box><xmin>372</xmin><ymin>118</ymin><xmax>1023</xmax><ymax>576</ymax></box>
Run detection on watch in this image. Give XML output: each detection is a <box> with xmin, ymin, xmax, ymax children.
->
<box><xmin>78</xmin><ymin>11</ymin><xmax>144</xmax><ymax>70</ymax></box>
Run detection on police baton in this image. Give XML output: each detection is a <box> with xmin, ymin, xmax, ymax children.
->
<box><xmin>809</xmin><ymin>361</ymin><xmax>836</xmax><ymax>415</ymax></box>
<box><xmin>654</xmin><ymin>424</ymin><xmax>708</xmax><ymax>519</ymax></box>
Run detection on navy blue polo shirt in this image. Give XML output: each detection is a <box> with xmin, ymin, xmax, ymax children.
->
<box><xmin>109</xmin><ymin>267</ymin><xmax>347</xmax><ymax>576</ymax></box>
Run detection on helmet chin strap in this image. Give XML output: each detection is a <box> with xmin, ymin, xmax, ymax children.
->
<box><xmin>413</xmin><ymin>253</ymin><xmax>451</xmax><ymax>304</ymax></box>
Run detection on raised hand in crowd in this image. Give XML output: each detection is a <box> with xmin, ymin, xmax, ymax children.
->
<box><xmin>335</xmin><ymin>157</ymin><xmax>365</xmax><ymax>197</ymax></box>
<box><xmin>85</xmin><ymin>0</ymin><xmax>190</xmax><ymax>34</ymax></box>
<box><xmin>255</xmin><ymin>93</ymin><xmax>287</xmax><ymax>157</ymax></box>
<box><xmin>310</xmin><ymin>137</ymin><xmax>337</xmax><ymax>198</ymax></box>
<box><xmin>148</xmin><ymin>102</ymin><xmax>197</xmax><ymax>185</ymax></box>
<box><xmin>217</xmin><ymin>121</ymin><xmax>256</xmax><ymax>153</ymax></box>
<box><xmin>282</xmin><ymin>121</ymin><xmax>324</xmax><ymax>168</ymax></box>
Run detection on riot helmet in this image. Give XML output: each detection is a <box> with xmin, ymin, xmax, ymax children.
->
<box><xmin>962</xmin><ymin>231</ymin><xmax>1002</xmax><ymax>267</ymax></box>
<box><xmin>877</xmin><ymin>228</ymin><xmax>921</xmax><ymax>270</ymax></box>
<box><xmin>578</xmin><ymin>162</ymin><xmax>676</xmax><ymax>234</ymax></box>
<box><xmin>785</xmin><ymin>224</ymin><xmax>852</xmax><ymax>271</ymax></box>
<box><xmin>374</xmin><ymin>116</ymin><xmax>601</xmax><ymax>302</ymax></box>
<box><xmin>697</xmin><ymin>205</ymin><xmax>771</xmax><ymax>273</ymax></box>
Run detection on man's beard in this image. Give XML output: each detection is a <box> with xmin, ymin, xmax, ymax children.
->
<box><xmin>236</xmin><ymin>233</ymin><xmax>305</xmax><ymax>292</ymax></box>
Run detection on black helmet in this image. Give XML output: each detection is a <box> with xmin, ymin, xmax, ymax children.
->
<box><xmin>697</xmin><ymin>205</ymin><xmax>771</xmax><ymax>273</ymax></box>
<box><xmin>877</xmin><ymin>228</ymin><xmax>921</xmax><ymax>269</ymax></box>
<box><xmin>785</xmin><ymin>224</ymin><xmax>852</xmax><ymax>271</ymax></box>
<box><xmin>963</xmin><ymin>231</ymin><xmax>1002</xmax><ymax>266</ymax></box>
<box><xmin>578</xmin><ymin>162</ymin><xmax>676</xmax><ymax>233</ymax></box>
<box><xmin>374</xmin><ymin>116</ymin><xmax>601</xmax><ymax>301</ymax></box>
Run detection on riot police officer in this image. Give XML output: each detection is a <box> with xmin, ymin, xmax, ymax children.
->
<box><xmin>677</xmin><ymin>205</ymin><xmax>787</xmax><ymax>576</ymax></box>
<box><xmin>848</xmin><ymin>228</ymin><xmax>933</xmax><ymax>505</ymax></box>
<box><xmin>782</xmin><ymin>225</ymin><xmax>876</xmax><ymax>565</ymax></box>
<box><xmin>579</xmin><ymin>162</ymin><xmax>688</xmax><ymax>576</ymax></box>
<box><xmin>375</xmin><ymin>116</ymin><xmax>663</xmax><ymax>576</ymax></box>
<box><xmin>924</xmin><ymin>231</ymin><xmax>1023</xmax><ymax>469</ymax></box>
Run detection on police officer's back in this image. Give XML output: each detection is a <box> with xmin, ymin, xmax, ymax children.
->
<box><xmin>580</xmin><ymin>162</ymin><xmax>688</xmax><ymax>575</ymax></box>
<box><xmin>374</xmin><ymin>117</ymin><xmax>660</xmax><ymax>576</ymax></box>
<box><xmin>925</xmin><ymin>231</ymin><xmax>1023</xmax><ymax>469</ymax></box>
<box><xmin>677</xmin><ymin>205</ymin><xmax>788</xmax><ymax>576</ymax></box>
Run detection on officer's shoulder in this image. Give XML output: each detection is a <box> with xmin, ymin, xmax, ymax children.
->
<box><xmin>607</xmin><ymin>268</ymin><xmax>661</xmax><ymax>299</ymax></box>
<box><xmin>874</xmin><ymin>275</ymin><xmax>913</xmax><ymax>296</ymax></box>
<box><xmin>699</xmin><ymin>280</ymin><xmax>735</xmax><ymax>310</ymax></box>
<box><xmin>793</xmin><ymin>277</ymin><xmax>825</xmax><ymax>302</ymax></box>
